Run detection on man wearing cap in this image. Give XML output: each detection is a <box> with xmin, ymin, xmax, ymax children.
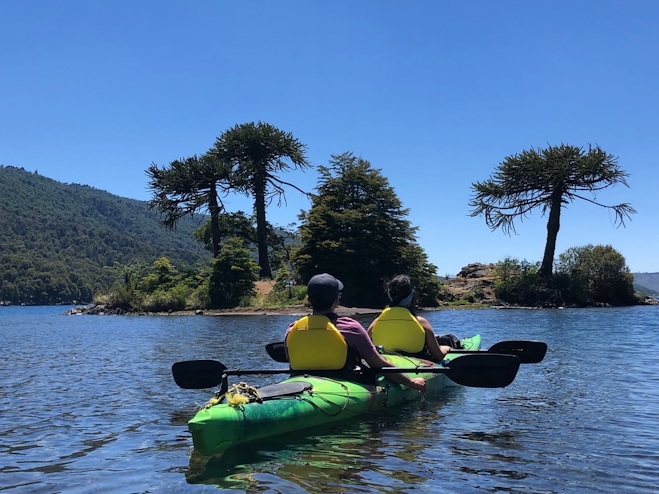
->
<box><xmin>284</xmin><ymin>273</ymin><xmax>427</xmax><ymax>393</ymax></box>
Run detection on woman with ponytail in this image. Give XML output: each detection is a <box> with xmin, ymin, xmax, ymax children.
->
<box><xmin>367</xmin><ymin>274</ymin><xmax>451</xmax><ymax>362</ymax></box>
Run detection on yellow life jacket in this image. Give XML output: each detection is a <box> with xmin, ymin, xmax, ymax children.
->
<box><xmin>370</xmin><ymin>306</ymin><xmax>426</xmax><ymax>353</ymax></box>
<box><xmin>286</xmin><ymin>315</ymin><xmax>348</xmax><ymax>371</ymax></box>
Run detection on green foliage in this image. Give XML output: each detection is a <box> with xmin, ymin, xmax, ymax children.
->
<box><xmin>193</xmin><ymin>213</ymin><xmax>300</xmax><ymax>278</ymax></box>
<box><xmin>494</xmin><ymin>245</ymin><xmax>637</xmax><ymax>307</ymax></box>
<box><xmin>493</xmin><ymin>258</ymin><xmax>553</xmax><ymax>305</ymax></box>
<box><xmin>263</xmin><ymin>265</ymin><xmax>306</xmax><ymax>305</ymax></box>
<box><xmin>264</xmin><ymin>284</ymin><xmax>307</xmax><ymax>305</ymax></box>
<box><xmin>293</xmin><ymin>152</ymin><xmax>440</xmax><ymax>308</ymax></box>
<box><xmin>94</xmin><ymin>281</ymin><xmax>135</xmax><ymax>310</ymax></box>
<box><xmin>272</xmin><ymin>265</ymin><xmax>294</xmax><ymax>291</ymax></box>
<box><xmin>153</xmin><ymin>256</ymin><xmax>173</xmax><ymax>275</ymax></box>
<box><xmin>0</xmin><ymin>165</ymin><xmax>210</xmax><ymax>305</ymax></box>
<box><xmin>266</xmin><ymin>224</ymin><xmax>302</xmax><ymax>277</ymax></box>
<box><xmin>555</xmin><ymin>244</ymin><xmax>636</xmax><ymax>306</ymax></box>
<box><xmin>188</xmin><ymin>283</ymin><xmax>211</xmax><ymax>308</ymax></box>
<box><xmin>147</xmin><ymin>154</ymin><xmax>233</xmax><ymax>258</ymax></box>
<box><xmin>470</xmin><ymin>144</ymin><xmax>635</xmax><ymax>278</ymax></box>
<box><xmin>95</xmin><ymin>256</ymin><xmax>211</xmax><ymax>311</ymax></box>
<box><xmin>193</xmin><ymin>211</ymin><xmax>256</xmax><ymax>250</ymax></box>
<box><xmin>140</xmin><ymin>288</ymin><xmax>188</xmax><ymax>312</ymax></box>
<box><xmin>208</xmin><ymin>237</ymin><xmax>260</xmax><ymax>308</ymax></box>
<box><xmin>211</xmin><ymin>121</ymin><xmax>311</xmax><ymax>278</ymax></box>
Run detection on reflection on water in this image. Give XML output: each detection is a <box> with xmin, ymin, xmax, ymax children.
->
<box><xmin>1</xmin><ymin>306</ymin><xmax>658</xmax><ymax>493</ymax></box>
<box><xmin>186</xmin><ymin>395</ymin><xmax>451</xmax><ymax>492</ymax></box>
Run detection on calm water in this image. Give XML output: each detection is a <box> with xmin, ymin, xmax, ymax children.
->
<box><xmin>1</xmin><ymin>305</ymin><xmax>658</xmax><ymax>493</ymax></box>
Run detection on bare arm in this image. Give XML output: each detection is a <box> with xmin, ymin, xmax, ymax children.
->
<box><xmin>363</xmin><ymin>352</ymin><xmax>427</xmax><ymax>394</ymax></box>
<box><xmin>418</xmin><ymin>316</ymin><xmax>451</xmax><ymax>362</ymax></box>
<box><xmin>366</xmin><ymin>318</ymin><xmax>377</xmax><ymax>337</ymax></box>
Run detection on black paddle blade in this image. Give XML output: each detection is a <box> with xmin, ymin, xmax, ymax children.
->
<box><xmin>265</xmin><ymin>342</ymin><xmax>288</xmax><ymax>363</ymax></box>
<box><xmin>446</xmin><ymin>354</ymin><xmax>520</xmax><ymax>388</ymax></box>
<box><xmin>172</xmin><ymin>360</ymin><xmax>227</xmax><ymax>389</ymax></box>
<box><xmin>488</xmin><ymin>341</ymin><xmax>547</xmax><ymax>364</ymax></box>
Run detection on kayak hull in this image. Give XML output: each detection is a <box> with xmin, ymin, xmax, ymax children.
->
<box><xmin>188</xmin><ymin>335</ymin><xmax>481</xmax><ymax>456</ymax></box>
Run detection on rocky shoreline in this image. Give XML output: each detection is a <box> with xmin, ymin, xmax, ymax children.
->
<box><xmin>64</xmin><ymin>304</ymin><xmax>384</xmax><ymax>317</ymax></box>
<box><xmin>62</xmin><ymin>302</ymin><xmax>536</xmax><ymax>317</ymax></box>
<box><xmin>63</xmin><ymin>262</ymin><xmax>657</xmax><ymax>316</ymax></box>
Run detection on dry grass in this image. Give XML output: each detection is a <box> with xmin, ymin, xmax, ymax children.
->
<box><xmin>254</xmin><ymin>280</ymin><xmax>275</xmax><ymax>296</ymax></box>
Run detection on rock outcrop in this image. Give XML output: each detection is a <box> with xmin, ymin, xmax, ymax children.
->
<box><xmin>438</xmin><ymin>263</ymin><xmax>500</xmax><ymax>305</ymax></box>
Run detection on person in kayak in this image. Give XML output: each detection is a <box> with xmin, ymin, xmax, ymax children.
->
<box><xmin>368</xmin><ymin>274</ymin><xmax>452</xmax><ymax>363</ymax></box>
<box><xmin>285</xmin><ymin>273</ymin><xmax>427</xmax><ymax>394</ymax></box>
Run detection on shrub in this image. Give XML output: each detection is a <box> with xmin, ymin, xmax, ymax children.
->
<box><xmin>140</xmin><ymin>289</ymin><xmax>186</xmax><ymax>312</ymax></box>
<box><xmin>208</xmin><ymin>237</ymin><xmax>260</xmax><ymax>309</ymax></box>
<box><xmin>555</xmin><ymin>244</ymin><xmax>636</xmax><ymax>306</ymax></box>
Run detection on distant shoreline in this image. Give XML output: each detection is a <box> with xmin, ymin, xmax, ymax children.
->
<box><xmin>64</xmin><ymin>304</ymin><xmax>383</xmax><ymax>317</ymax></box>
<box><xmin>61</xmin><ymin>302</ymin><xmax>564</xmax><ymax>317</ymax></box>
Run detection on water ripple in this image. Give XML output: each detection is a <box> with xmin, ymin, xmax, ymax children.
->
<box><xmin>1</xmin><ymin>305</ymin><xmax>658</xmax><ymax>492</ymax></box>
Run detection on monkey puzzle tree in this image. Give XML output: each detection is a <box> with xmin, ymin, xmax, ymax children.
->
<box><xmin>192</xmin><ymin>212</ymin><xmax>296</xmax><ymax>276</ymax></box>
<box><xmin>469</xmin><ymin>144</ymin><xmax>635</xmax><ymax>279</ymax></box>
<box><xmin>146</xmin><ymin>154</ymin><xmax>232</xmax><ymax>258</ymax></box>
<box><xmin>211</xmin><ymin>122</ymin><xmax>310</xmax><ymax>279</ymax></box>
<box><xmin>192</xmin><ymin>211</ymin><xmax>257</xmax><ymax>253</ymax></box>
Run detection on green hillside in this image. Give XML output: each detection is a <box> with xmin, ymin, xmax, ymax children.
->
<box><xmin>0</xmin><ymin>165</ymin><xmax>211</xmax><ymax>305</ymax></box>
<box><xmin>632</xmin><ymin>273</ymin><xmax>659</xmax><ymax>296</ymax></box>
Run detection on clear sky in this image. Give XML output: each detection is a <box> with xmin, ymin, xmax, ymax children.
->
<box><xmin>2</xmin><ymin>1</ymin><xmax>657</xmax><ymax>275</ymax></box>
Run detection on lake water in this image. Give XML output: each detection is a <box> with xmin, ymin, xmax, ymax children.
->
<box><xmin>1</xmin><ymin>305</ymin><xmax>658</xmax><ymax>493</ymax></box>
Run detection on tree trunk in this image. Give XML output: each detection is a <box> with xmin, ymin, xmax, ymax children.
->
<box><xmin>208</xmin><ymin>184</ymin><xmax>222</xmax><ymax>258</ymax></box>
<box><xmin>539</xmin><ymin>190</ymin><xmax>563</xmax><ymax>279</ymax></box>
<box><xmin>254</xmin><ymin>171</ymin><xmax>272</xmax><ymax>279</ymax></box>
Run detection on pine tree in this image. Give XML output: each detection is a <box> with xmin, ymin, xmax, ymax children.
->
<box><xmin>294</xmin><ymin>152</ymin><xmax>440</xmax><ymax>308</ymax></box>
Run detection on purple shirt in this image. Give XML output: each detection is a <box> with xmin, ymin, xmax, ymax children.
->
<box><xmin>285</xmin><ymin>314</ymin><xmax>379</xmax><ymax>360</ymax></box>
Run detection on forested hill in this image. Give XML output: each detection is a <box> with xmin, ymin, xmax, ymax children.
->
<box><xmin>632</xmin><ymin>273</ymin><xmax>659</xmax><ymax>295</ymax></box>
<box><xmin>0</xmin><ymin>165</ymin><xmax>210</xmax><ymax>305</ymax></box>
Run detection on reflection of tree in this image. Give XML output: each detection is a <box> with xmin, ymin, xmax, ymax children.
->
<box><xmin>185</xmin><ymin>396</ymin><xmax>454</xmax><ymax>491</ymax></box>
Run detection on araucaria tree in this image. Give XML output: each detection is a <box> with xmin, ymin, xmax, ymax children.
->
<box><xmin>294</xmin><ymin>152</ymin><xmax>440</xmax><ymax>308</ymax></box>
<box><xmin>469</xmin><ymin>144</ymin><xmax>636</xmax><ymax>279</ymax></box>
<box><xmin>146</xmin><ymin>154</ymin><xmax>231</xmax><ymax>258</ymax></box>
<box><xmin>211</xmin><ymin>122</ymin><xmax>310</xmax><ymax>279</ymax></box>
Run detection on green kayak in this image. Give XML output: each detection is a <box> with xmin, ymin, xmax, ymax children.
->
<box><xmin>186</xmin><ymin>335</ymin><xmax>482</xmax><ymax>456</ymax></box>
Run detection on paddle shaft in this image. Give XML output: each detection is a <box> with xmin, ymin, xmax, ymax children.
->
<box><xmin>227</xmin><ymin>366</ymin><xmax>463</xmax><ymax>376</ymax></box>
<box><xmin>266</xmin><ymin>339</ymin><xmax>547</xmax><ymax>364</ymax></box>
<box><xmin>172</xmin><ymin>352</ymin><xmax>520</xmax><ymax>390</ymax></box>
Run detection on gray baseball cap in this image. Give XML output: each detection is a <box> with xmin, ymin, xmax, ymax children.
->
<box><xmin>307</xmin><ymin>273</ymin><xmax>344</xmax><ymax>305</ymax></box>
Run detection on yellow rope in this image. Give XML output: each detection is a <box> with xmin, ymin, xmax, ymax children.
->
<box><xmin>202</xmin><ymin>382</ymin><xmax>262</xmax><ymax>408</ymax></box>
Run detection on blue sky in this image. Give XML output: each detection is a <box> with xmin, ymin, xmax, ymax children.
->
<box><xmin>2</xmin><ymin>1</ymin><xmax>657</xmax><ymax>275</ymax></box>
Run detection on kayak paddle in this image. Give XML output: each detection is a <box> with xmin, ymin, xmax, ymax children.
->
<box><xmin>447</xmin><ymin>340</ymin><xmax>547</xmax><ymax>364</ymax></box>
<box><xmin>265</xmin><ymin>342</ymin><xmax>288</xmax><ymax>363</ymax></box>
<box><xmin>172</xmin><ymin>353</ymin><xmax>520</xmax><ymax>391</ymax></box>
<box><xmin>265</xmin><ymin>339</ymin><xmax>547</xmax><ymax>364</ymax></box>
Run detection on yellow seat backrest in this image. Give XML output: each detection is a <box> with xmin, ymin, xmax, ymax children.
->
<box><xmin>287</xmin><ymin>315</ymin><xmax>348</xmax><ymax>371</ymax></box>
<box><xmin>371</xmin><ymin>306</ymin><xmax>426</xmax><ymax>353</ymax></box>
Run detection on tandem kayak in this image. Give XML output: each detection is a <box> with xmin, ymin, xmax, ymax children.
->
<box><xmin>183</xmin><ymin>335</ymin><xmax>483</xmax><ymax>456</ymax></box>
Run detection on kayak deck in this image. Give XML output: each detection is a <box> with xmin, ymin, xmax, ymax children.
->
<box><xmin>187</xmin><ymin>335</ymin><xmax>481</xmax><ymax>456</ymax></box>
